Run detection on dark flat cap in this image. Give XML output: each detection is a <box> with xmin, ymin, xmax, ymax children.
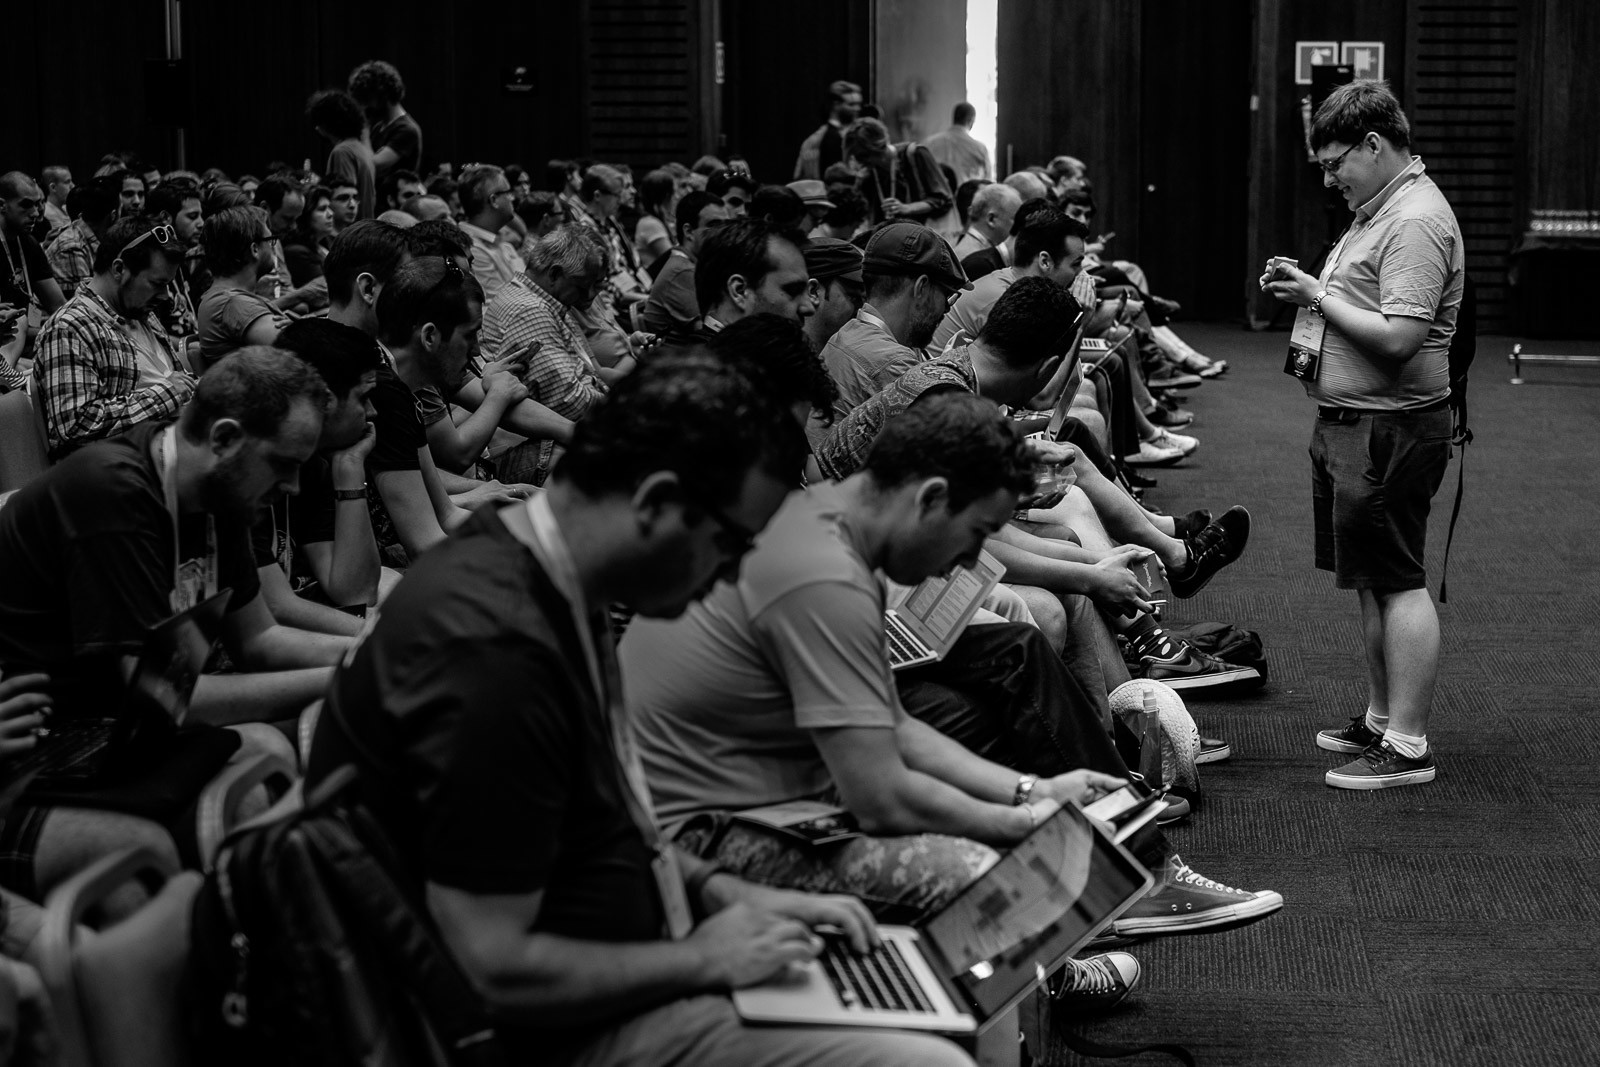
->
<box><xmin>803</xmin><ymin>236</ymin><xmax>864</xmax><ymax>283</ymax></box>
<box><xmin>862</xmin><ymin>221</ymin><xmax>972</xmax><ymax>291</ymax></box>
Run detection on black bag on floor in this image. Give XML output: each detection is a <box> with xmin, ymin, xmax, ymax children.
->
<box><xmin>1168</xmin><ymin>621</ymin><xmax>1269</xmax><ymax>687</ymax></box>
<box><xmin>188</xmin><ymin>767</ymin><xmax>507</xmax><ymax>1067</ymax></box>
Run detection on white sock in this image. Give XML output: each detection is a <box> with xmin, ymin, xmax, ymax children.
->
<box><xmin>1364</xmin><ymin>707</ymin><xmax>1388</xmax><ymax>735</ymax></box>
<box><xmin>1382</xmin><ymin>728</ymin><xmax>1428</xmax><ymax>758</ymax></box>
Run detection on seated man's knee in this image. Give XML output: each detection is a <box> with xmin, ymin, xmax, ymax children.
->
<box><xmin>1010</xmin><ymin>585</ymin><xmax>1066</xmax><ymax>650</ymax></box>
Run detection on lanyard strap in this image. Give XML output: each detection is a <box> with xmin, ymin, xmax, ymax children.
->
<box><xmin>158</xmin><ymin>425</ymin><xmax>218</xmax><ymax>612</ymax></box>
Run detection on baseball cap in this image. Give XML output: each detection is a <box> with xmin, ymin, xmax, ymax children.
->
<box><xmin>786</xmin><ymin>180</ymin><xmax>836</xmax><ymax>210</ymax></box>
<box><xmin>803</xmin><ymin>237</ymin><xmax>863</xmax><ymax>284</ymax></box>
<box><xmin>862</xmin><ymin>221</ymin><xmax>972</xmax><ymax>291</ymax></box>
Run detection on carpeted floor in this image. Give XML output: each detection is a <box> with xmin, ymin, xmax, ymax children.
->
<box><xmin>1044</xmin><ymin>323</ymin><xmax>1600</xmax><ymax>1066</ymax></box>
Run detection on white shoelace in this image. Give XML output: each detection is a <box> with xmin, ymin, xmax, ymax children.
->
<box><xmin>1063</xmin><ymin>954</ymin><xmax>1124</xmax><ymax>995</ymax></box>
<box><xmin>1171</xmin><ymin>860</ymin><xmax>1246</xmax><ymax>896</ymax></box>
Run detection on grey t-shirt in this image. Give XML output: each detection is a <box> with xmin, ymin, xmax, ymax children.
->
<box><xmin>1307</xmin><ymin>157</ymin><xmax>1461</xmax><ymax>411</ymax></box>
<box><xmin>196</xmin><ymin>286</ymin><xmax>277</xmax><ymax>366</ymax></box>
<box><xmin>619</xmin><ymin>483</ymin><xmax>904</xmax><ymax>828</ymax></box>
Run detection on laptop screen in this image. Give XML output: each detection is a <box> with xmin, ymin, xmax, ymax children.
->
<box><xmin>895</xmin><ymin>552</ymin><xmax>1003</xmax><ymax>646</ymax></box>
<box><xmin>921</xmin><ymin>802</ymin><xmax>1151</xmax><ymax>1018</ymax></box>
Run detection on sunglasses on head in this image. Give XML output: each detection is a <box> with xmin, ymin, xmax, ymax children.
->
<box><xmin>116</xmin><ymin>224</ymin><xmax>179</xmax><ymax>262</ymax></box>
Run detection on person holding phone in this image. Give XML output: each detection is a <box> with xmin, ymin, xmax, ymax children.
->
<box><xmin>1261</xmin><ymin>80</ymin><xmax>1463</xmax><ymax>791</ymax></box>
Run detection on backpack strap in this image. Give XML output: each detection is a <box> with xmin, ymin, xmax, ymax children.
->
<box><xmin>1059</xmin><ymin>1027</ymin><xmax>1197</xmax><ymax>1065</ymax></box>
<box><xmin>1438</xmin><ymin>433</ymin><xmax>1468</xmax><ymax>605</ymax></box>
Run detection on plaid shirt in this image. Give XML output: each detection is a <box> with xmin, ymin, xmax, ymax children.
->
<box><xmin>45</xmin><ymin>220</ymin><xmax>98</xmax><ymax>301</ymax></box>
<box><xmin>481</xmin><ymin>274</ymin><xmax>607</xmax><ymax>473</ymax></box>
<box><xmin>31</xmin><ymin>284</ymin><xmax>195</xmax><ymax>458</ymax></box>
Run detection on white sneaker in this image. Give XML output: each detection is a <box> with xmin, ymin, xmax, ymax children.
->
<box><xmin>1122</xmin><ymin>439</ymin><xmax>1186</xmax><ymax>467</ymax></box>
<box><xmin>1146</xmin><ymin>428</ymin><xmax>1198</xmax><ymax>456</ymax></box>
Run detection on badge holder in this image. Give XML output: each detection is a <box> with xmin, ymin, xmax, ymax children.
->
<box><xmin>1284</xmin><ymin>307</ymin><xmax>1325</xmax><ymax>381</ymax></box>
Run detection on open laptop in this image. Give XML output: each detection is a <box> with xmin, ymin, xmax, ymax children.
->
<box><xmin>884</xmin><ymin>550</ymin><xmax>1005</xmax><ymax>671</ymax></box>
<box><xmin>9</xmin><ymin>590</ymin><xmax>232</xmax><ymax>781</ymax></box>
<box><xmin>733</xmin><ymin>798</ymin><xmax>1156</xmax><ymax>1034</ymax></box>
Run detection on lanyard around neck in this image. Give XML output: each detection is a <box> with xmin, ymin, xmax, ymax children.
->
<box><xmin>158</xmin><ymin>425</ymin><xmax>218</xmax><ymax>612</ymax></box>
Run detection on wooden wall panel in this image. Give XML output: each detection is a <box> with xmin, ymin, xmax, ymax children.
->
<box><xmin>997</xmin><ymin>0</ymin><xmax>1143</xmax><ymax>264</ymax></box>
<box><xmin>1524</xmin><ymin>0</ymin><xmax>1600</xmax><ymax>215</ymax></box>
<box><xmin>719</xmin><ymin>0</ymin><xmax>872</xmax><ymax>182</ymax></box>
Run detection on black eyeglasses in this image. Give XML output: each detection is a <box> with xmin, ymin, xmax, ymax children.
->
<box><xmin>1316</xmin><ymin>142</ymin><xmax>1362</xmax><ymax>176</ymax></box>
<box><xmin>117</xmin><ymin>224</ymin><xmax>178</xmax><ymax>261</ymax></box>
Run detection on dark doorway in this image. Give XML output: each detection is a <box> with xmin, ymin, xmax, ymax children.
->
<box><xmin>1136</xmin><ymin>0</ymin><xmax>1252</xmax><ymax>320</ymax></box>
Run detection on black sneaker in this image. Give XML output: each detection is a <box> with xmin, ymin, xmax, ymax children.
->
<box><xmin>1122</xmin><ymin>468</ymin><xmax>1159</xmax><ymax>489</ymax></box>
<box><xmin>1049</xmin><ymin>952</ymin><xmax>1141</xmax><ymax>1017</ymax></box>
<box><xmin>1168</xmin><ymin>505</ymin><xmax>1250</xmax><ymax>598</ymax></box>
<box><xmin>1126</xmin><ymin>627</ymin><xmax>1263</xmax><ymax>691</ymax></box>
<box><xmin>1326</xmin><ymin>742</ymin><xmax>1437</xmax><ymax>790</ymax></box>
<box><xmin>1195</xmin><ymin>736</ymin><xmax>1231</xmax><ymax>764</ymax></box>
<box><xmin>1171</xmin><ymin>508</ymin><xmax>1214</xmax><ymax>542</ymax></box>
<box><xmin>1316</xmin><ymin>713</ymin><xmax>1382</xmax><ymax>754</ymax></box>
<box><xmin>1147</xmin><ymin>404</ymin><xmax>1194</xmax><ymax>428</ymax></box>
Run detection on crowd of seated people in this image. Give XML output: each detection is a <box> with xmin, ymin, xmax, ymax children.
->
<box><xmin>0</xmin><ymin>60</ymin><xmax>1285</xmax><ymax>1064</ymax></box>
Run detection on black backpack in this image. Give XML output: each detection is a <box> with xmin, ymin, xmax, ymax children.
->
<box><xmin>188</xmin><ymin>767</ymin><xmax>507</xmax><ymax>1067</ymax></box>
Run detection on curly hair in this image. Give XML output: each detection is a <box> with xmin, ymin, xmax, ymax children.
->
<box><xmin>347</xmin><ymin>59</ymin><xmax>405</xmax><ymax>107</ymax></box>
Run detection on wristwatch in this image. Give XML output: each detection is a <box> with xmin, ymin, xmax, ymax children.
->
<box><xmin>1013</xmin><ymin>774</ymin><xmax>1039</xmax><ymax>807</ymax></box>
<box><xmin>334</xmin><ymin>484</ymin><xmax>368</xmax><ymax>501</ymax></box>
<box><xmin>1310</xmin><ymin>290</ymin><xmax>1330</xmax><ymax>317</ymax></box>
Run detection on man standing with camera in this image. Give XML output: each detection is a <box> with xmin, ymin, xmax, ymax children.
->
<box><xmin>1263</xmin><ymin>80</ymin><xmax>1463</xmax><ymax>791</ymax></box>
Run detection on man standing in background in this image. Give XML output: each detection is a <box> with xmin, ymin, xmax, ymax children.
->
<box><xmin>925</xmin><ymin>102</ymin><xmax>992</xmax><ymax>186</ymax></box>
<box><xmin>794</xmin><ymin>80</ymin><xmax>863</xmax><ymax>180</ymax></box>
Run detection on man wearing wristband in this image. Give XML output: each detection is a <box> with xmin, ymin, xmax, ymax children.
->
<box><xmin>1262</xmin><ymin>80</ymin><xmax>1463</xmax><ymax>789</ymax></box>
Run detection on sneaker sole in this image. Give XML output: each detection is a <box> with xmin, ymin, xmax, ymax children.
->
<box><xmin>1315</xmin><ymin>733</ymin><xmax>1372</xmax><ymax>754</ymax></box>
<box><xmin>1149</xmin><ymin>665</ymin><xmax>1262</xmax><ymax>690</ymax></box>
<box><xmin>1113</xmin><ymin>890</ymin><xmax>1284</xmax><ymax>936</ymax></box>
<box><xmin>1325</xmin><ymin>765</ymin><xmax>1437</xmax><ymax>790</ymax></box>
<box><xmin>1194</xmin><ymin>744</ymin><xmax>1232</xmax><ymax>764</ymax></box>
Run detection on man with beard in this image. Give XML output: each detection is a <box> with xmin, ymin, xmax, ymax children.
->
<box><xmin>0</xmin><ymin>348</ymin><xmax>352</xmax><ymax>903</ymax></box>
<box><xmin>819</xmin><ymin>221</ymin><xmax>970</xmax><ymax>419</ymax></box>
<box><xmin>32</xmin><ymin>215</ymin><xmax>196</xmax><ymax>459</ymax></box>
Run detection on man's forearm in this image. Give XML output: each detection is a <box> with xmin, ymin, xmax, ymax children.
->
<box><xmin>258</xmin><ymin>568</ymin><xmax>365</xmax><ymax>637</ymax></box>
<box><xmin>1320</xmin><ymin>296</ymin><xmax>1428</xmax><ymax>361</ymax></box>
<box><xmin>896</xmin><ymin>715</ymin><xmax>1019</xmax><ymax>805</ymax></box>
<box><xmin>321</xmin><ymin>495</ymin><xmax>382</xmax><ymax>607</ymax></box>
<box><xmin>986</xmin><ymin>536</ymin><xmax>1100</xmax><ymax>594</ymax></box>
<box><xmin>503</xmin><ymin>399</ymin><xmax>576</xmax><ymax>444</ymax></box>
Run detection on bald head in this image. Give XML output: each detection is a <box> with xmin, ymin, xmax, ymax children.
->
<box><xmin>968</xmin><ymin>182</ymin><xmax>1022</xmax><ymax>248</ymax></box>
<box><xmin>1003</xmin><ymin>171</ymin><xmax>1050</xmax><ymax>203</ymax></box>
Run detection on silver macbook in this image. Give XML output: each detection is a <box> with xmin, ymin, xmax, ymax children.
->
<box><xmin>884</xmin><ymin>550</ymin><xmax>1005</xmax><ymax>671</ymax></box>
<box><xmin>733</xmin><ymin>799</ymin><xmax>1155</xmax><ymax>1033</ymax></box>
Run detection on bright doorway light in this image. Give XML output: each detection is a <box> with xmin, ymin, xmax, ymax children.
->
<box><xmin>966</xmin><ymin>0</ymin><xmax>999</xmax><ymax>171</ymax></box>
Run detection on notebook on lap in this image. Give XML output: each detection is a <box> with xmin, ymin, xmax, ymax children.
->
<box><xmin>733</xmin><ymin>799</ymin><xmax>1155</xmax><ymax>1034</ymax></box>
<box><xmin>884</xmin><ymin>550</ymin><xmax>1005</xmax><ymax>672</ymax></box>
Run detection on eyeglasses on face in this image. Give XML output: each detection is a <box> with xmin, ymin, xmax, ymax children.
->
<box><xmin>1316</xmin><ymin>141</ymin><xmax>1363</xmax><ymax>176</ymax></box>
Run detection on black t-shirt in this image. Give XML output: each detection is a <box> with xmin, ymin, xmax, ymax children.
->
<box><xmin>308</xmin><ymin>507</ymin><xmax>661</xmax><ymax>940</ymax></box>
<box><xmin>0</xmin><ymin>421</ymin><xmax>259</xmax><ymax>670</ymax></box>
<box><xmin>367</xmin><ymin>363</ymin><xmax>424</xmax><ymax>475</ymax></box>
<box><xmin>250</xmin><ymin>455</ymin><xmax>337</xmax><ymax>584</ymax></box>
<box><xmin>372</xmin><ymin>113</ymin><xmax>423</xmax><ymax>175</ymax></box>
<box><xmin>1</xmin><ymin>229</ymin><xmax>55</xmax><ymax>307</ymax></box>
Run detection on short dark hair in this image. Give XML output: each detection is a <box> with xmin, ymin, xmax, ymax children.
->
<box><xmin>146</xmin><ymin>178</ymin><xmax>201</xmax><ymax>221</ymax></box>
<box><xmin>201</xmin><ymin>205</ymin><xmax>270</xmax><ymax>275</ymax></box>
<box><xmin>705</xmin><ymin>314</ymin><xmax>840</xmax><ymax>426</ymax></box>
<box><xmin>823</xmin><ymin>187</ymin><xmax>868</xmax><ymax>230</ymax></box>
<box><xmin>515</xmin><ymin>191</ymin><xmax>563</xmax><ymax>230</ymax></box>
<box><xmin>379</xmin><ymin>169</ymin><xmax>421</xmax><ymax>205</ymax></box>
<box><xmin>1013</xmin><ymin>204</ymin><xmax>1089</xmax><ymax>267</ymax></box>
<box><xmin>69</xmin><ymin>174</ymin><xmax>125</xmax><ymax>230</ymax></box>
<box><xmin>977</xmin><ymin>275</ymin><xmax>1082</xmax><ymax>368</ymax></box>
<box><xmin>640</xmin><ymin>168</ymin><xmax>677</xmax><ymax>216</ymax></box>
<box><xmin>695</xmin><ymin>217</ymin><xmax>801</xmax><ymax>316</ymax></box>
<box><xmin>580</xmin><ymin>165</ymin><xmax>623</xmax><ymax>201</ymax></box>
<box><xmin>672</xmin><ymin>190</ymin><xmax>723</xmax><ymax>243</ymax></box>
<box><xmin>953</xmin><ymin>102</ymin><xmax>976</xmax><ymax>126</ymax></box>
<box><xmin>751</xmin><ymin>185</ymin><xmax>808</xmax><ymax>233</ymax></box>
<box><xmin>426</xmin><ymin>175</ymin><xmax>458</xmax><ymax>202</ymax></box>
<box><xmin>1310</xmin><ymin>79</ymin><xmax>1411</xmax><ymax>152</ymax></box>
<box><xmin>707</xmin><ymin>169</ymin><xmax>756</xmax><ymax>199</ymax></box>
<box><xmin>555</xmin><ymin>350</ymin><xmax>809</xmax><ymax>506</ymax></box>
<box><xmin>274</xmin><ymin>318</ymin><xmax>383</xmax><ymax>399</ymax></box>
<box><xmin>545</xmin><ymin>158</ymin><xmax>575</xmax><ymax>191</ymax></box>
<box><xmin>254</xmin><ymin>175</ymin><xmax>303</xmax><ymax>214</ymax></box>
<box><xmin>94</xmin><ymin>214</ymin><xmax>185</xmax><ymax>275</ymax></box>
<box><xmin>324</xmin><ymin>220</ymin><xmax>409</xmax><ymax>305</ymax></box>
<box><xmin>457</xmin><ymin>165</ymin><xmax>504</xmax><ymax>218</ymax></box>
<box><xmin>864</xmin><ymin>391</ymin><xmax>1033</xmax><ymax>512</ymax></box>
<box><xmin>404</xmin><ymin>219</ymin><xmax>471</xmax><ymax>259</ymax></box>
<box><xmin>375</xmin><ymin>257</ymin><xmax>484</xmax><ymax>349</ymax></box>
<box><xmin>306</xmin><ymin>89</ymin><xmax>367</xmax><ymax>141</ymax></box>
<box><xmin>347</xmin><ymin>59</ymin><xmax>405</xmax><ymax>106</ymax></box>
<box><xmin>179</xmin><ymin>346</ymin><xmax>332</xmax><ymax>445</ymax></box>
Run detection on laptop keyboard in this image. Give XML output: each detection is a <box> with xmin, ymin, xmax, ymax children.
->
<box><xmin>884</xmin><ymin>618</ymin><xmax>930</xmax><ymax>668</ymax></box>
<box><xmin>820</xmin><ymin>939</ymin><xmax>936</xmax><ymax>1014</ymax></box>
<box><xmin>8</xmin><ymin>718</ymin><xmax>119</xmax><ymax>779</ymax></box>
